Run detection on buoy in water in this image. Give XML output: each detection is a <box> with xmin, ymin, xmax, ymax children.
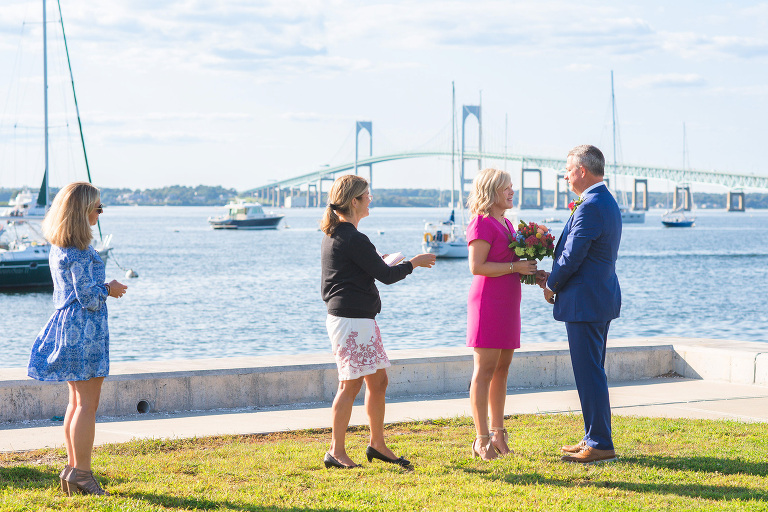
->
<box><xmin>126</xmin><ymin>269</ymin><xmax>139</xmax><ymax>278</ymax></box>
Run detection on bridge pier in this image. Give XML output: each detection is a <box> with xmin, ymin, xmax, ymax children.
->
<box><xmin>355</xmin><ymin>121</ymin><xmax>373</xmax><ymax>189</ymax></box>
<box><xmin>632</xmin><ymin>179</ymin><xmax>649</xmax><ymax>211</ymax></box>
<box><xmin>307</xmin><ymin>183</ymin><xmax>318</xmax><ymax>208</ymax></box>
<box><xmin>674</xmin><ymin>186</ymin><xmax>692</xmax><ymax>211</ymax></box>
<box><xmin>460</xmin><ymin>105</ymin><xmax>482</xmax><ymax>208</ymax></box>
<box><xmin>727</xmin><ymin>190</ymin><xmax>745</xmax><ymax>211</ymax></box>
<box><xmin>554</xmin><ymin>173</ymin><xmax>577</xmax><ymax>209</ymax></box>
<box><xmin>519</xmin><ymin>168</ymin><xmax>543</xmax><ymax>209</ymax></box>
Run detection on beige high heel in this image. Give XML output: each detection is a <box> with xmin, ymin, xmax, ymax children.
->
<box><xmin>65</xmin><ymin>468</ymin><xmax>109</xmax><ymax>496</ymax></box>
<box><xmin>490</xmin><ymin>427</ymin><xmax>513</xmax><ymax>456</ymax></box>
<box><xmin>471</xmin><ymin>434</ymin><xmax>498</xmax><ymax>461</ymax></box>
<box><xmin>59</xmin><ymin>465</ymin><xmax>72</xmax><ymax>494</ymax></box>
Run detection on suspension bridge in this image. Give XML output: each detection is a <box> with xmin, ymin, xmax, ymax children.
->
<box><xmin>246</xmin><ymin>110</ymin><xmax>768</xmax><ymax>212</ymax></box>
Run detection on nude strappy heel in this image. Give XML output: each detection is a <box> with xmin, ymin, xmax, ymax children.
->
<box><xmin>471</xmin><ymin>434</ymin><xmax>498</xmax><ymax>461</ymax></box>
<box><xmin>490</xmin><ymin>427</ymin><xmax>513</xmax><ymax>456</ymax></box>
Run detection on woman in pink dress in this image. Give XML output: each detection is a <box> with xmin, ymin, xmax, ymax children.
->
<box><xmin>466</xmin><ymin>168</ymin><xmax>540</xmax><ymax>460</ymax></box>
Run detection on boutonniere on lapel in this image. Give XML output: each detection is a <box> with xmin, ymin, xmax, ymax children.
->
<box><xmin>568</xmin><ymin>198</ymin><xmax>584</xmax><ymax>216</ymax></box>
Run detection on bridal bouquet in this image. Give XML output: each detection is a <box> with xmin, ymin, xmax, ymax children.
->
<box><xmin>509</xmin><ymin>221</ymin><xmax>556</xmax><ymax>285</ymax></box>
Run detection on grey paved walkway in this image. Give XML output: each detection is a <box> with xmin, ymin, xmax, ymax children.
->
<box><xmin>3</xmin><ymin>377</ymin><xmax>767</xmax><ymax>453</ymax></box>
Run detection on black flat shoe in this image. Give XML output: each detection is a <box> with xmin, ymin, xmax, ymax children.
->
<box><xmin>365</xmin><ymin>446</ymin><xmax>411</xmax><ymax>467</ymax></box>
<box><xmin>323</xmin><ymin>452</ymin><xmax>358</xmax><ymax>469</ymax></box>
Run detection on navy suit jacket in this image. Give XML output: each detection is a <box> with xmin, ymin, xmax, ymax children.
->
<box><xmin>547</xmin><ymin>183</ymin><xmax>622</xmax><ymax>323</ymax></box>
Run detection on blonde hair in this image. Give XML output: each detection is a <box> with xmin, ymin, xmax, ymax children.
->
<box><xmin>42</xmin><ymin>181</ymin><xmax>100</xmax><ymax>250</ymax></box>
<box><xmin>467</xmin><ymin>168</ymin><xmax>512</xmax><ymax>217</ymax></box>
<box><xmin>319</xmin><ymin>174</ymin><xmax>369</xmax><ymax>235</ymax></box>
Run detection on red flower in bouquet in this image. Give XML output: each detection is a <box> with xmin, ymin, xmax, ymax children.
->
<box><xmin>508</xmin><ymin>220</ymin><xmax>556</xmax><ymax>285</ymax></box>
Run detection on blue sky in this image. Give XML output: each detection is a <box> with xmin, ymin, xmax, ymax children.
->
<box><xmin>1</xmin><ymin>0</ymin><xmax>767</xmax><ymax>193</ymax></box>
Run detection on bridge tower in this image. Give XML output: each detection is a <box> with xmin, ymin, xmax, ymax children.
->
<box><xmin>727</xmin><ymin>189</ymin><xmax>746</xmax><ymax>211</ymax></box>
<box><xmin>632</xmin><ymin>179</ymin><xmax>649</xmax><ymax>211</ymax></box>
<box><xmin>519</xmin><ymin>168</ymin><xmax>543</xmax><ymax>209</ymax></box>
<box><xmin>554</xmin><ymin>173</ymin><xmax>578</xmax><ymax>209</ymax></box>
<box><xmin>460</xmin><ymin>105</ymin><xmax>482</xmax><ymax>207</ymax></box>
<box><xmin>674</xmin><ymin>185</ymin><xmax>693</xmax><ymax>211</ymax></box>
<box><xmin>354</xmin><ymin>121</ymin><xmax>373</xmax><ymax>189</ymax></box>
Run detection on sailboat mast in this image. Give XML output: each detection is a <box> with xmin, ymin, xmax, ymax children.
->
<box><xmin>451</xmin><ymin>82</ymin><xmax>455</xmax><ymax>209</ymax></box>
<box><xmin>43</xmin><ymin>0</ymin><xmax>49</xmax><ymax>207</ymax></box>
<box><xmin>610</xmin><ymin>70</ymin><xmax>617</xmax><ymax>170</ymax></box>
<box><xmin>57</xmin><ymin>0</ymin><xmax>102</xmax><ymax>239</ymax></box>
<box><xmin>504</xmin><ymin>113</ymin><xmax>508</xmax><ymax>172</ymax></box>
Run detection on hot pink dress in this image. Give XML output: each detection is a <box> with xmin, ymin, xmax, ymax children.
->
<box><xmin>466</xmin><ymin>215</ymin><xmax>521</xmax><ymax>349</ymax></box>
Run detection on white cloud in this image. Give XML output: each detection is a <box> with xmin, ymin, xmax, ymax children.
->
<box><xmin>626</xmin><ymin>73</ymin><xmax>706</xmax><ymax>88</ymax></box>
<box><xmin>102</xmin><ymin>129</ymin><xmax>221</xmax><ymax>145</ymax></box>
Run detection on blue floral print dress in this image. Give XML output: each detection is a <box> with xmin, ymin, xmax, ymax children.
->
<box><xmin>28</xmin><ymin>245</ymin><xmax>110</xmax><ymax>382</ymax></box>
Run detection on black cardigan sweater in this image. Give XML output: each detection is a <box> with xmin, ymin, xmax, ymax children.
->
<box><xmin>321</xmin><ymin>222</ymin><xmax>413</xmax><ymax>318</ymax></box>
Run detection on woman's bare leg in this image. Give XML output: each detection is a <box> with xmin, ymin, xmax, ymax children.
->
<box><xmin>364</xmin><ymin>369</ymin><xmax>398</xmax><ymax>459</ymax></box>
<box><xmin>63</xmin><ymin>382</ymin><xmax>77</xmax><ymax>467</ymax></box>
<box><xmin>68</xmin><ymin>377</ymin><xmax>104</xmax><ymax>470</ymax></box>
<box><xmin>488</xmin><ymin>349</ymin><xmax>514</xmax><ymax>454</ymax></box>
<box><xmin>329</xmin><ymin>377</ymin><xmax>364</xmax><ymax>466</ymax></box>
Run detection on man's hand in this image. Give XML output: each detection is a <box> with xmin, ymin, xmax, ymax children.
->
<box><xmin>535</xmin><ymin>270</ymin><xmax>549</xmax><ymax>289</ymax></box>
<box><xmin>544</xmin><ymin>287</ymin><xmax>555</xmax><ymax>305</ymax></box>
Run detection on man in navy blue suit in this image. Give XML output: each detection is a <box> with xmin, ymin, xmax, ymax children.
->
<box><xmin>542</xmin><ymin>144</ymin><xmax>622</xmax><ymax>464</ymax></box>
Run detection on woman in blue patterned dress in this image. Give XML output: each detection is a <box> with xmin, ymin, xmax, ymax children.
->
<box><xmin>28</xmin><ymin>182</ymin><xmax>127</xmax><ymax>496</ymax></box>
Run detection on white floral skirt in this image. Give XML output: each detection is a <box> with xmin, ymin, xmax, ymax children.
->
<box><xmin>326</xmin><ymin>315</ymin><xmax>391</xmax><ymax>381</ymax></box>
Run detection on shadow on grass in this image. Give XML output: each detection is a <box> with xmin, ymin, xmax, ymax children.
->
<box><xmin>626</xmin><ymin>454</ymin><xmax>768</xmax><ymax>477</ymax></box>
<box><xmin>464</xmin><ymin>455</ymin><xmax>768</xmax><ymax>502</ymax></box>
<box><xmin>128</xmin><ymin>491</ymin><xmax>353</xmax><ymax>511</ymax></box>
<box><xmin>491</xmin><ymin>472</ymin><xmax>767</xmax><ymax>502</ymax></box>
<box><xmin>0</xmin><ymin>466</ymin><xmax>58</xmax><ymax>490</ymax></box>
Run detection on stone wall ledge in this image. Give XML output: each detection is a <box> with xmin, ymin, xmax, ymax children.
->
<box><xmin>2</xmin><ymin>337</ymin><xmax>766</xmax><ymax>423</ymax></box>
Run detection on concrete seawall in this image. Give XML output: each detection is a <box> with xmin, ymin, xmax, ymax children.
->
<box><xmin>2</xmin><ymin>337</ymin><xmax>767</xmax><ymax>423</ymax></box>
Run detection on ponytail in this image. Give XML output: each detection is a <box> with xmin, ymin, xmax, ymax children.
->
<box><xmin>320</xmin><ymin>204</ymin><xmax>341</xmax><ymax>235</ymax></box>
<box><xmin>319</xmin><ymin>175</ymin><xmax>369</xmax><ymax>235</ymax></box>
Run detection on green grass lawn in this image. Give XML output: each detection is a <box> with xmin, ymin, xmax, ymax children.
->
<box><xmin>1</xmin><ymin>414</ymin><xmax>767</xmax><ymax>511</ymax></box>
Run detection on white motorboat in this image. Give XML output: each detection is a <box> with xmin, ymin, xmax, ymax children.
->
<box><xmin>0</xmin><ymin>189</ymin><xmax>47</xmax><ymax>220</ymax></box>
<box><xmin>620</xmin><ymin>207</ymin><xmax>645</xmax><ymax>224</ymax></box>
<box><xmin>208</xmin><ymin>201</ymin><xmax>284</xmax><ymax>230</ymax></box>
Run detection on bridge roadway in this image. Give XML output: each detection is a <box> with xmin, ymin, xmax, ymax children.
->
<box><xmin>245</xmin><ymin>150</ymin><xmax>768</xmax><ymax>193</ymax></box>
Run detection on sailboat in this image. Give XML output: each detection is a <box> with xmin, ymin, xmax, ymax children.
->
<box><xmin>662</xmin><ymin>124</ymin><xmax>696</xmax><ymax>228</ymax></box>
<box><xmin>421</xmin><ymin>83</ymin><xmax>469</xmax><ymax>258</ymax></box>
<box><xmin>0</xmin><ymin>0</ymin><xmax>111</xmax><ymax>289</ymax></box>
<box><xmin>609</xmin><ymin>71</ymin><xmax>645</xmax><ymax>224</ymax></box>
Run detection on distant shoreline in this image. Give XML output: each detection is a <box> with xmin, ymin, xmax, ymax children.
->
<box><xmin>2</xmin><ymin>185</ymin><xmax>767</xmax><ymax>209</ymax></box>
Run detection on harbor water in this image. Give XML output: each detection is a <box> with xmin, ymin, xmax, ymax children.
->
<box><xmin>1</xmin><ymin>206</ymin><xmax>766</xmax><ymax>368</ymax></box>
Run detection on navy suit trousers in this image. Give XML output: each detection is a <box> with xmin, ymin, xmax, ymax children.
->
<box><xmin>565</xmin><ymin>321</ymin><xmax>614</xmax><ymax>450</ymax></box>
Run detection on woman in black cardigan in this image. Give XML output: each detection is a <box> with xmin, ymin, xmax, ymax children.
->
<box><xmin>320</xmin><ymin>174</ymin><xmax>435</xmax><ymax>469</ymax></box>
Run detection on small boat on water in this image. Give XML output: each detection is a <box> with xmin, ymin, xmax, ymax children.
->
<box><xmin>421</xmin><ymin>83</ymin><xmax>468</xmax><ymax>259</ymax></box>
<box><xmin>0</xmin><ymin>222</ymin><xmax>52</xmax><ymax>288</ymax></box>
<box><xmin>620</xmin><ymin>207</ymin><xmax>645</xmax><ymax>224</ymax></box>
<box><xmin>661</xmin><ymin>209</ymin><xmax>695</xmax><ymax>227</ymax></box>
<box><xmin>422</xmin><ymin>210</ymin><xmax>468</xmax><ymax>258</ymax></box>
<box><xmin>208</xmin><ymin>201</ymin><xmax>284</xmax><ymax>230</ymax></box>
<box><xmin>0</xmin><ymin>189</ymin><xmax>47</xmax><ymax>220</ymax></box>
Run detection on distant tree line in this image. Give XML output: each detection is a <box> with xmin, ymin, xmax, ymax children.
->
<box><xmin>2</xmin><ymin>186</ymin><xmax>767</xmax><ymax>208</ymax></box>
